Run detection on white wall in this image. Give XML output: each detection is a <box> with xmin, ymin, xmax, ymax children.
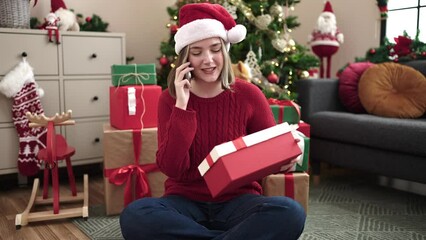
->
<box><xmin>31</xmin><ymin>0</ymin><xmax>174</xmax><ymax>65</ymax></box>
<box><xmin>293</xmin><ymin>0</ymin><xmax>381</xmax><ymax>77</ymax></box>
<box><xmin>31</xmin><ymin>0</ymin><xmax>381</xmax><ymax>77</ymax></box>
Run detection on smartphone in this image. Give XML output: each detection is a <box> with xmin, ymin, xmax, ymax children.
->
<box><xmin>185</xmin><ymin>70</ymin><xmax>192</xmax><ymax>81</ymax></box>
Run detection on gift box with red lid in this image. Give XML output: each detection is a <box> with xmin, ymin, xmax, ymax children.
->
<box><xmin>262</xmin><ymin>172</ymin><xmax>310</xmax><ymax>213</ymax></box>
<box><xmin>198</xmin><ymin>122</ymin><xmax>303</xmax><ymax>198</ymax></box>
<box><xmin>109</xmin><ymin>85</ymin><xmax>161</xmax><ymax>130</ymax></box>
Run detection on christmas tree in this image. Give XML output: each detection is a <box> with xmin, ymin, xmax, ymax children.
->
<box><xmin>158</xmin><ymin>0</ymin><xmax>319</xmax><ymax>100</ymax></box>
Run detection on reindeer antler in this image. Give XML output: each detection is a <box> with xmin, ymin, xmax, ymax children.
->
<box><xmin>26</xmin><ymin>110</ymin><xmax>75</xmax><ymax>127</ymax></box>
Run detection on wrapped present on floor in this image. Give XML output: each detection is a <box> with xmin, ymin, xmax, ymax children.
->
<box><xmin>109</xmin><ymin>85</ymin><xmax>161</xmax><ymax>130</ymax></box>
<box><xmin>111</xmin><ymin>64</ymin><xmax>157</xmax><ymax>86</ymax></box>
<box><xmin>268</xmin><ymin>98</ymin><xmax>301</xmax><ymax>124</ymax></box>
<box><xmin>262</xmin><ymin>172</ymin><xmax>310</xmax><ymax>213</ymax></box>
<box><xmin>103</xmin><ymin>124</ymin><xmax>166</xmax><ymax>215</ymax></box>
<box><xmin>198</xmin><ymin>122</ymin><xmax>302</xmax><ymax>198</ymax></box>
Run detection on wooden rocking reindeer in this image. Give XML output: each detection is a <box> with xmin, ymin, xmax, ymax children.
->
<box><xmin>15</xmin><ymin>110</ymin><xmax>89</xmax><ymax>229</ymax></box>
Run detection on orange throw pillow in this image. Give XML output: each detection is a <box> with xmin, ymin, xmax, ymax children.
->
<box><xmin>358</xmin><ymin>62</ymin><xmax>426</xmax><ymax>118</ymax></box>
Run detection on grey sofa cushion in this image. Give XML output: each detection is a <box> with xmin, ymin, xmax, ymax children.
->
<box><xmin>311</xmin><ymin>111</ymin><xmax>426</xmax><ymax>158</ymax></box>
<box><xmin>402</xmin><ymin>60</ymin><xmax>426</xmax><ymax>76</ymax></box>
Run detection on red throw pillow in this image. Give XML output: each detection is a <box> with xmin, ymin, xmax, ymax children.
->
<box><xmin>358</xmin><ymin>62</ymin><xmax>426</xmax><ymax>118</ymax></box>
<box><xmin>338</xmin><ymin>62</ymin><xmax>375</xmax><ymax>113</ymax></box>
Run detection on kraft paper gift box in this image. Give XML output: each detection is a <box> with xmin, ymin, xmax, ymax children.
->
<box><xmin>111</xmin><ymin>64</ymin><xmax>157</xmax><ymax>86</ymax></box>
<box><xmin>262</xmin><ymin>172</ymin><xmax>310</xmax><ymax>213</ymax></box>
<box><xmin>109</xmin><ymin>85</ymin><xmax>161</xmax><ymax>130</ymax></box>
<box><xmin>198</xmin><ymin>122</ymin><xmax>303</xmax><ymax>198</ymax></box>
<box><xmin>103</xmin><ymin>124</ymin><xmax>166</xmax><ymax>215</ymax></box>
<box><xmin>268</xmin><ymin>99</ymin><xmax>301</xmax><ymax>124</ymax></box>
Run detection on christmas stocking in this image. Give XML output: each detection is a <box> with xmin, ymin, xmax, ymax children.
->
<box><xmin>0</xmin><ymin>60</ymin><xmax>47</xmax><ymax>176</ymax></box>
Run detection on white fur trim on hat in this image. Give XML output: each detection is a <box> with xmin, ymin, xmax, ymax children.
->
<box><xmin>0</xmin><ymin>61</ymin><xmax>35</xmax><ymax>98</ymax></box>
<box><xmin>174</xmin><ymin>19</ymin><xmax>246</xmax><ymax>54</ymax></box>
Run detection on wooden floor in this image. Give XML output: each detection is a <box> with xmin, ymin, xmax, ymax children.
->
<box><xmin>0</xmin><ymin>164</ymin><xmax>105</xmax><ymax>240</ymax></box>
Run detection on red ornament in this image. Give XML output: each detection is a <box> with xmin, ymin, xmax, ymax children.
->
<box><xmin>369</xmin><ymin>48</ymin><xmax>376</xmax><ymax>54</ymax></box>
<box><xmin>267</xmin><ymin>72</ymin><xmax>279</xmax><ymax>83</ymax></box>
<box><xmin>170</xmin><ymin>24</ymin><xmax>178</xmax><ymax>34</ymax></box>
<box><xmin>159</xmin><ymin>56</ymin><xmax>169</xmax><ymax>66</ymax></box>
<box><xmin>85</xmin><ymin>16</ymin><xmax>92</xmax><ymax>23</ymax></box>
<box><xmin>421</xmin><ymin>51</ymin><xmax>426</xmax><ymax>56</ymax></box>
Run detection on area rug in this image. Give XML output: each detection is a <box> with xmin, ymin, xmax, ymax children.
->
<box><xmin>73</xmin><ymin>175</ymin><xmax>426</xmax><ymax>240</ymax></box>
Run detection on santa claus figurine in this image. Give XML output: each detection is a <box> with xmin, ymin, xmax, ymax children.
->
<box><xmin>308</xmin><ymin>1</ymin><xmax>344</xmax><ymax>78</ymax></box>
<box><xmin>42</xmin><ymin>0</ymin><xmax>79</xmax><ymax>43</ymax></box>
<box><xmin>44</xmin><ymin>13</ymin><xmax>60</xmax><ymax>43</ymax></box>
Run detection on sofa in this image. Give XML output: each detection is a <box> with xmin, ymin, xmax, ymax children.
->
<box><xmin>296</xmin><ymin>61</ymin><xmax>426</xmax><ymax>184</ymax></box>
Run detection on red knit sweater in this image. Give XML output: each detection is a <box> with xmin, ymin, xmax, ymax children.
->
<box><xmin>156</xmin><ymin>79</ymin><xmax>276</xmax><ymax>202</ymax></box>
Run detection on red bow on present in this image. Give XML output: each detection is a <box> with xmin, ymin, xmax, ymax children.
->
<box><xmin>107</xmin><ymin>163</ymin><xmax>157</xmax><ymax>206</ymax></box>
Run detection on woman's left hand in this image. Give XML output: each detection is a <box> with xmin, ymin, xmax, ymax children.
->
<box><xmin>279</xmin><ymin>158</ymin><xmax>298</xmax><ymax>173</ymax></box>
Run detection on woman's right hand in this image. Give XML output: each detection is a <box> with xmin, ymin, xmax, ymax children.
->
<box><xmin>174</xmin><ymin>62</ymin><xmax>194</xmax><ymax>110</ymax></box>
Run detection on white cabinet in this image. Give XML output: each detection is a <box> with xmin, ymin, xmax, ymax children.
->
<box><xmin>0</xmin><ymin>28</ymin><xmax>126</xmax><ymax>175</ymax></box>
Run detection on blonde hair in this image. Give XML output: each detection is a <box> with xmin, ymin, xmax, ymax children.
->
<box><xmin>167</xmin><ymin>38</ymin><xmax>235</xmax><ymax>98</ymax></box>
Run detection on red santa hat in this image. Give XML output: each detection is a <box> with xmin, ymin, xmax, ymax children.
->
<box><xmin>51</xmin><ymin>0</ymin><xmax>67</xmax><ymax>12</ymax></box>
<box><xmin>174</xmin><ymin>3</ymin><xmax>247</xmax><ymax>54</ymax></box>
<box><xmin>321</xmin><ymin>1</ymin><xmax>335</xmax><ymax>17</ymax></box>
<box><xmin>323</xmin><ymin>1</ymin><xmax>334</xmax><ymax>13</ymax></box>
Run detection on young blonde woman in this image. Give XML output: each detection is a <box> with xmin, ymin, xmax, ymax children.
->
<box><xmin>120</xmin><ymin>3</ymin><xmax>306</xmax><ymax>239</ymax></box>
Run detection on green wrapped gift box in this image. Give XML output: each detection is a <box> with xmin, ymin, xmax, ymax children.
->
<box><xmin>268</xmin><ymin>99</ymin><xmax>301</xmax><ymax>124</ymax></box>
<box><xmin>294</xmin><ymin>136</ymin><xmax>309</xmax><ymax>172</ymax></box>
<box><xmin>111</xmin><ymin>64</ymin><xmax>157</xmax><ymax>86</ymax></box>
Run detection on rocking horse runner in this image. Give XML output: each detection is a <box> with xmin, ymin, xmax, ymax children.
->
<box><xmin>15</xmin><ymin>110</ymin><xmax>89</xmax><ymax>229</ymax></box>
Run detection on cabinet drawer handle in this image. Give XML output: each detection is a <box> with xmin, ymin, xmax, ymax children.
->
<box><xmin>94</xmin><ymin>137</ymin><xmax>100</xmax><ymax>143</ymax></box>
<box><xmin>92</xmin><ymin>96</ymin><xmax>99</xmax><ymax>101</ymax></box>
<box><xmin>91</xmin><ymin>53</ymin><xmax>97</xmax><ymax>58</ymax></box>
<box><xmin>21</xmin><ymin>52</ymin><xmax>27</xmax><ymax>57</ymax></box>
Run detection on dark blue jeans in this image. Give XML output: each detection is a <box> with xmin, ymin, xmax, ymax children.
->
<box><xmin>120</xmin><ymin>194</ymin><xmax>306</xmax><ymax>240</ymax></box>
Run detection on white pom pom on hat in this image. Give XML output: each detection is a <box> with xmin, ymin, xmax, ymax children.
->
<box><xmin>174</xmin><ymin>3</ymin><xmax>247</xmax><ymax>54</ymax></box>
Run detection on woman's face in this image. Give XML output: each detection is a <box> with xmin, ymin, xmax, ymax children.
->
<box><xmin>188</xmin><ymin>37</ymin><xmax>224</xmax><ymax>84</ymax></box>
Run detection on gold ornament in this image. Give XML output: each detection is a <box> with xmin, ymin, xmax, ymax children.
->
<box><xmin>269</xmin><ymin>2</ymin><xmax>284</xmax><ymax>17</ymax></box>
<box><xmin>272</xmin><ymin>36</ymin><xmax>287</xmax><ymax>53</ymax></box>
<box><xmin>227</xmin><ymin>0</ymin><xmax>255</xmax><ymax>22</ymax></box>
<box><xmin>301</xmin><ymin>71</ymin><xmax>310</xmax><ymax>79</ymax></box>
<box><xmin>254</xmin><ymin>14</ymin><xmax>272</xmax><ymax>30</ymax></box>
<box><xmin>223</xmin><ymin>1</ymin><xmax>238</xmax><ymax>19</ymax></box>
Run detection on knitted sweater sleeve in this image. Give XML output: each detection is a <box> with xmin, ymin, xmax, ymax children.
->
<box><xmin>242</xmin><ymin>81</ymin><xmax>276</xmax><ymax>134</ymax></box>
<box><xmin>156</xmin><ymin>90</ymin><xmax>197</xmax><ymax>178</ymax></box>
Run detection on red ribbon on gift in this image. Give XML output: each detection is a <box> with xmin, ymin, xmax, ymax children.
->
<box><xmin>284</xmin><ymin>173</ymin><xmax>295</xmax><ymax>199</ymax></box>
<box><xmin>104</xmin><ymin>129</ymin><xmax>158</xmax><ymax>207</ymax></box>
<box><xmin>205</xmin><ymin>137</ymin><xmax>247</xmax><ymax>167</ymax></box>
<box><xmin>267</xmin><ymin>98</ymin><xmax>301</xmax><ymax>123</ymax></box>
<box><xmin>232</xmin><ymin>137</ymin><xmax>247</xmax><ymax>150</ymax></box>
